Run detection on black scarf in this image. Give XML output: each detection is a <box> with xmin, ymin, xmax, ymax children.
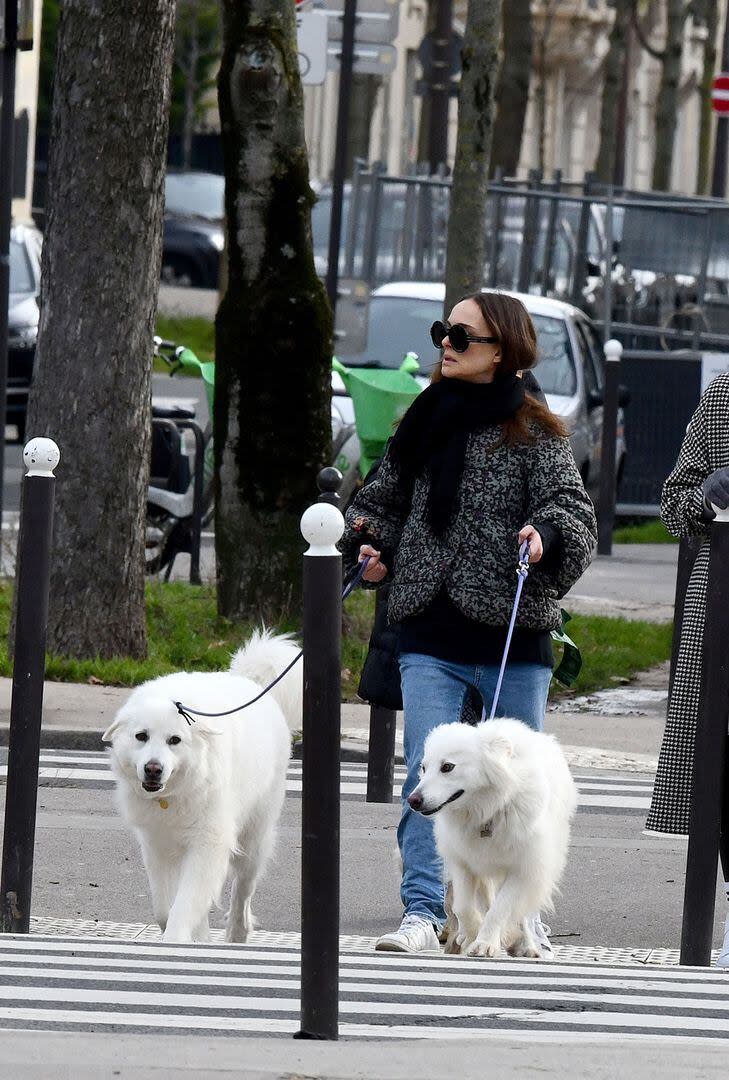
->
<box><xmin>388</xmin><ymin>375</ymin><xmax>526</xmax><ymax>535</ymax></box>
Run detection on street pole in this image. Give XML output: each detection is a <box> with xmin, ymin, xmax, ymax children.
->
<box><xmin>325</xmin><ymin>0</ymin><xmax>358</xmax><ymax>317</ymax></box>
<box><xmin>0</xmin><ymin>437</ymin><xmax>58</xmax><ymax>934</ymax></box>
<box><xmin>712</xmin><ymin>1</ymin><xmax>729</xmax><ymax>197</ymax></box>
<box><xmin>680</xmin><ymin>507</ymin><xmax>729</xmax><ymax>966</ymax></box>
<box><xmin>596</xmin><ymin>339</ymin><xmax>622</xmax><ymax>557</ymax></box>
<box><xmin>428</xmin><ymin>0</ymin><xmax>452</xmax><ymax>173</ymax></box>
<box><xmin>296</xmin><ymin>471</ymin><xmax>344</xmax><ymax>1040</ymax></box>
<box><xmin>0</xmin><ymin>3</ymin><xmax>20</xmax><ymax>531</ymax></box>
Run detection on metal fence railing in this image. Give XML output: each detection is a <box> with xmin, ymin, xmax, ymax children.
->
<box><xmin>316</xmin><ymin>164</ymin><xmax>729</xmax><ymax>514</ymax></box>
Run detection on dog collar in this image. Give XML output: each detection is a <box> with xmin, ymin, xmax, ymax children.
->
<box><xmin>157</xmin><ymin>798</ymin><xmax>170</xmax><ymax>810</ymax></box>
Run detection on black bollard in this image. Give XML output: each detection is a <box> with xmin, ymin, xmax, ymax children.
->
<box><xmin>596</xmin><ymin>338</ymin><xmax>623</xmax><ymax>557</ymax></box>
<box><xmin>295</xmin><ymin>470</ymin><xmax>344</xmax><ymax>1040</ymax></box>
<box><xmin>680</xmin><ymin>511</ymin><xmax>729</xmax><ymax>965</ymax></box>
<box><xmin>1</xmin><ymin>438</ymin><xmax>59</xmax><ymax>934</ymax></box>
<box><xmin>366</xmin><ymin>588</ymin><xmax>397</xmax><ymax>803</ymax></box>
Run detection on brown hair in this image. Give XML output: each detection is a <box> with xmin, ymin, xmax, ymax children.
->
<box><xmin>431</xmin><ymin>291</ymin><xmax>568</xmax><ymax>444</ymax></box>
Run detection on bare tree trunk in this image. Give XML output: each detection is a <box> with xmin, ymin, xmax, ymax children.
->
<box><xmin>696</xmin><ymin>0</ymin><xmax>720</xmax><ymax>195</ymax></box>
<box><xmin>652</xmin><ymin>0</ymin><xmax>688</xmax><ymax>191</ymax></box>
<box><xmin>215</xmin><ymin>0</ymin><xmax>333</xmax><ymax>624</ymax></box>
<box><xmin>595</xmin><ymin>0</ymin><xmax>631</xmax><ymax>185</ymax></box>
<box><xmin>444</xmin><ymin>0</ymin><xmax>503</xmax><ymax>315</ymax></box>
<box><xmin>181</xmin><ymin>0</ymin><xmax>200</xmax><ymax>170</ymax></box>
<box><xmin>26</xmin><ymin>0</ymin><xmax>176</xmax><ymax>659</ymax></box>
<box><xmin>417</xmin><ymin>0</ymin><xmax>439</xmax><ymax>163</ymax></box>
<box><xmin>490</xmin><ymin>0</ymin><xmax>533</xmax><ymax>177</ymax></box>
<box><xmin>534</xmin><ymin>1</ymin><xmax>556</xmax><ymax>174</ymax></box>
<box><xmin>346</xmin><ymin>73</ymin><xmax>380</xmax><ymax>173</ymax></box>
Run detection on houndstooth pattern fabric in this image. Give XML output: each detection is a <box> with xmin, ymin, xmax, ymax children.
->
<box><xmin>646</xmin><ymin>373</ymin><xmax>729</xmax><ymax>835</ymax></box>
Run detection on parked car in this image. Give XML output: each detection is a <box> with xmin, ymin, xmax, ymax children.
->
<box><xmin>332</xmin><ymin>282</ymin><xmax>627</xmax><ymax>500</ymax></box>
<box><xmin>6</xmin><ymin>222</ymin><xmax>42</xmax><ymax>442</ymax></box>
<box><xmin>162</xmin><ymin>171</ymin><xmax>224</xmax><ymax>288</ymax></box>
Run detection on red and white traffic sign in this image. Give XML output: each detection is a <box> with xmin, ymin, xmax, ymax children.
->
<box><xmin>712</xmin><ymin>74</ymin><xmax>729</xmax><ymax>114</ymax></box>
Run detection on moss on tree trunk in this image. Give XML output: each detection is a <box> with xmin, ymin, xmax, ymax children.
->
<box><xmin>216</xmin><ymin>0</ymin><xmax>333</xmax><ymax>624</ymax></box>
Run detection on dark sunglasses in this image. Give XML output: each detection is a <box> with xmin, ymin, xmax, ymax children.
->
<box><xmin>430</xmin><ymin>320</ymin><xmax>499</xmax><ymax>353</ymax></box>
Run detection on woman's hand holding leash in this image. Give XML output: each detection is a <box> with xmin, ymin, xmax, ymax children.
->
<box><xmin>518</xmin><ymin>525</ymin><xmax>543</xmax><ymax>563</ymax></box>
<box><xmin>359</xmin><ymin>544</ymin><xmax>388</xmax><ymax>582</ymax></box>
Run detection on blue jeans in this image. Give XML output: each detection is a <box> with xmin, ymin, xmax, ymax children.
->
<box><xmin>396</xmin><ymin>652</ymin><xmax>552</xmax><ymax>928</ymax></box>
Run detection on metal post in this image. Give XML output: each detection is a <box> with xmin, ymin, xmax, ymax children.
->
<box><xmin>0</xmin><ymin>437</ymin><xmax>59</xmax><ymax>934</ymax></box>
<box><xmin>712</xmin><ymin>3</ymin><xmax>729</xmax><ymax>198</ymax></box>
<box><xmin>366</xmin><ymin>588</ymin><xmax>397</xmax><ymax>803</ymax></box>
<box><xmin>0</xmin><ymin>15</ymin><xmax>20</xmax><ymax>527</ymax></box>
<box><xmin>517</xmin><ymin>169</ymin><xmax>541</xmax><ymax>294</ymax></box>
<box><xmin>361</xmin><ymin>164</ymin><xmax>384</xmax><ymax>286</ymax></box>
<box><xmin>680</xmin><ymin>510</ymin><xmax>729</xmax><ymax>966</ymax></box>
<box><xmin>569</xmin><ymin>173</ymin><xmax>595</xmax><ymax>306</ymax></box>
<box><xmin>344</xmin><ymin>158</ymin><xmax>365</xmax><ymax>278</ymax></box>
<box><xmin>176</xmin><ymin>419</ymin><xmax>204</xmax><ymax>586</ymax></box>
<box><xmin>596</xmin><ymin>339</ymin><xmax>622</xmax><ymax>556</ymax></box>
<box><xmin>539</xmin><ymin>169</ymin><xmax>561</xmax><ymax>294</ymax></box>
<box><xmin>604</xmin><ymin>186</ymin><xmax>614</xmax><ymax>342</ymax></box>
<box><xmin>295</xmin><ymin>470</ymin><xmax>344</xmax><ymax>1040</ymax></box>
<box><xmin>325</xmin><ymin>0</ymin><xmax>358</xmax><ymax>315</ymax></box>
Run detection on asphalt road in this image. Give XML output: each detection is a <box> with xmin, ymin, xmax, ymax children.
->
<box><xmin>3</xmin><ymin>753</ymin><xmax>723</xmax><ymax>953</ymax></box>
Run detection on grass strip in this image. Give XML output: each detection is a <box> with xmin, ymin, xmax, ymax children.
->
<box><xmin>0</xmin><ymin>582</ymin><xmax>671</xmax><ymax>702</ymax></box>
<box><xmin>612</xmin><ymin>518</ymin><xmax>677</xmax><ymax>544</ymax></box>
<box><xmin>154</xmin><ymin>315</ymin><xmax>216</xmax><ymax>370</ymax></box>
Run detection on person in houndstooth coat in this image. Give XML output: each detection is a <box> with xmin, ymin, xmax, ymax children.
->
<box><xmin>645</xmin><ymin>371</ymin><xmax>729</xmax><ymax>966</ymax></box>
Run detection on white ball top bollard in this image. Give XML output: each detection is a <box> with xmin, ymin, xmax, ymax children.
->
<box><xmin>300</xmin><ymin>501</ymin><xmax>345</xmax><ymax>557</ymax></box>
<box><xmin>23</xmin><ymin>438</ymin><xmax>60</xmax><ymax>477</ymax></box>
<box><xmin>603</xmin><ymin>339</ymin><xmax>623</xmax><ymax>362</ymax></box>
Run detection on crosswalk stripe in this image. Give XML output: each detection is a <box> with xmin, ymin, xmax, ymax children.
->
<box><xmin>0</xmin><ymin>935</ymin><xmax>727</xmax><ymax>1041</ymax></box>
<box><xmin>0</xmin><ymin>755</ymin><xmax>655</xmax><ymax>812</ymax></box>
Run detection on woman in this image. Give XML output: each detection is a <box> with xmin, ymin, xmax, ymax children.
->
<box><xmin>645</xmin><ymin>371</ymin><xmax>729</xmax><ymax>967</ymax></box>
<box><xmin>341</xmin><ymin>291</ymin><xmax>597</xmax><ymax>955</ymax></box>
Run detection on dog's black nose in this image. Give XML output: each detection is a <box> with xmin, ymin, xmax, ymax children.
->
<box><xmin>408</xmin><ymin>791</ymin><xmax>423</xmax><ymax>811</ymax></box>
<box><xmin>144</xmin><ymin>760</ymin><xmax>163</xmax><ymax>780</ymax></box>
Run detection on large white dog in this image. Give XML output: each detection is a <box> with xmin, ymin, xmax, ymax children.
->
<box><xmin>102</xmin><ymin>630</ymin><xmax>300</xmax><ymax>944</ymax></box>
<box><xmin>408</xmin><ymin>718</ymin><xmax>577</xmax><ymax>959</ymax></box>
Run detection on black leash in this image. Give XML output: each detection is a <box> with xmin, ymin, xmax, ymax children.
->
<box><xmin>174</xmin><ymin>556</ymin><xmax>371</xmax><ymax>725</ymax></box>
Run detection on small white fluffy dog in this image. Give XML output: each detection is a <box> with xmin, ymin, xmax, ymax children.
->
<box><xmin>408</xmin><ymin>718</ymin><xmax>577</xmax><ymax>959</ymax></box>
<box><xmin>102</xmin><ymin>630</ymin><xmax>300</xmax><ymax>944</ymax></box>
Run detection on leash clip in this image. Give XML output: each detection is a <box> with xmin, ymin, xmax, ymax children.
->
<box><xmin>516</xmin><ymin>539</ymin><xmax>531</xmax><ymax>579</ymax></box>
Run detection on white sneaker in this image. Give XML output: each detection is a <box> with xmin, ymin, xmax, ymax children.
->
<box><xmin>375</xmin><ymin>913</ymin><xmax>441</xmax><ymax>953</ymax></box>
<box><xmin>717</xmin><ymin>914</ymin><xmax>729</xmax><ymax>968</ymax></box>
<box><xmin>528</xmin><ymin>913</ymin><xmax>554</xmax><ymax>959</ymax></box>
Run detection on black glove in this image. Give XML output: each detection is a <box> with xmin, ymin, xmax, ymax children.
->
<box><xmin>703</xmin><ymin>466</ymin><xmax>729</xmax><ymax>510</ymax></box>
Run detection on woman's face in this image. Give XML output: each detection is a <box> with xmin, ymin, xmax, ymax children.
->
<box><xmin>439</xmin><ymin>299</ymin><xmax>501</xmax><ymax>384</ymax></box>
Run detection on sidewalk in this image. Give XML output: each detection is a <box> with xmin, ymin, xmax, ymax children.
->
<box><xmin>0</xmin><ymin>661</ymin><xmax>668</xmax><ymax>772</ymax></box>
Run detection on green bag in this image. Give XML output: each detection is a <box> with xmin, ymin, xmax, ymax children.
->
<box><xmin>550</xmin><ymin>609</ymin><xmax>582</xmax><ymax>687</ymax></box>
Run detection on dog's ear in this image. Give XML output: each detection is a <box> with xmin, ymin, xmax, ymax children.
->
<box><xmin>101</xmin><ymin>716</ymin><xmax>123</xmax><ymax>744</ymax></box>
<box><xmin>483</xmin><ymin>732</ymin><xmax>514</xmax><ymax>760</ymax></box>
<box><xmin>193</xmin><ymin>719</ymin><xmax>223</xmax><ymax>739</ymax></box>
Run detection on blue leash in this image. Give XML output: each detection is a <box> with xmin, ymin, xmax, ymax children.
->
<box><xmin>174</xmin><ymin>556</ymin><xmax>371</xmax><ymax>724</ymax></box>
<box><xmin>484</xmin><ymin>539</ymin><xmax>531</xmax><ymax>722</ymax></box>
